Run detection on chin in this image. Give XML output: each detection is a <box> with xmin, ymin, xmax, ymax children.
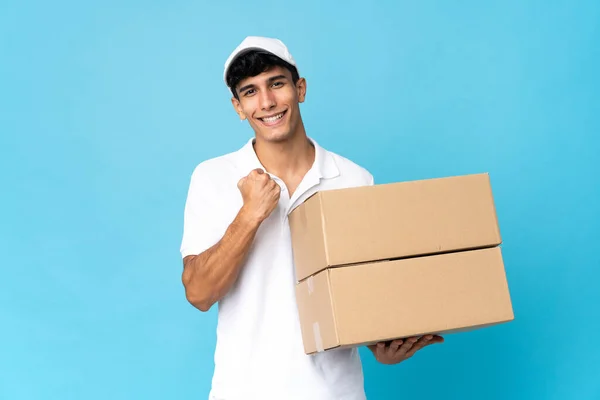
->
<box><xmin>260</xmin><ymin>129</ymin><xmax>293</xmax><ymax>143</ymax></box>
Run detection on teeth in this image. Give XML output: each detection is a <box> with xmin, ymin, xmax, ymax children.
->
<box><xmin>262</xmin><ymin>113</ymin><xmax>284</xmax><ymax>123</ymax></box>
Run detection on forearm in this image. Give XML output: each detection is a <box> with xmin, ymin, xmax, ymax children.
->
<box><xmin>182</xmin><ymin>207</ymin><xmax>261</xmax><ymax>311</ymax></box>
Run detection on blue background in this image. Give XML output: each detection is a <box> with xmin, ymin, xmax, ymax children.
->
<box><xmin>1</xmin><ymin>0</ymin><xmax>599</xmax><ymax>399</ymax></box>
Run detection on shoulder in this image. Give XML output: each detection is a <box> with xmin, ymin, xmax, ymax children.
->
<box><xmin>182</xmin><ymin>150</ymin><xmax>246</xmax><ymax>209</ymax></box>
<box><xmin>327</xmin><ymin>149</ymin><xmax>375</xmax><ymax>185</ymax></box>
<box><xmin>183</xmin><ymin>151</ymin><xmax>245</xmax><ymax>217</ymax></box>
<box><xmin>187</xmin><ymin>150</ymin><xmax>242</xmax><ymax>186</ymax></box>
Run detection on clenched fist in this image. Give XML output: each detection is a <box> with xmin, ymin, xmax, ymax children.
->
<box><xmin>237</xmin><ymin>168</ymin><xmax>281</xmax><ymax>224</ymax></box>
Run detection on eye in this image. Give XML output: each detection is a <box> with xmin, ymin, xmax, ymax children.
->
<box><xmin>272</xmin><ymin>81</ymin><xmax>284</xmax><ymax>88</ymax></box>
<box><xmin>243</xmin><ymin>89</ymin><xmax>256</xmax><ymax>97</ymax></box>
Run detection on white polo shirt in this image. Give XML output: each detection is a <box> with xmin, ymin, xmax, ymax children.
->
<box><xmin>180</xmin><ymin>137</ymin><xmax>375</xmax><ymax>400</ymax></box>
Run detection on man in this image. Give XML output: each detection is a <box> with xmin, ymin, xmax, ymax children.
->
<box><xmin>180</xmin><ymin>36</ymin><xmax>443</xmax><ymax>400</ymax></box>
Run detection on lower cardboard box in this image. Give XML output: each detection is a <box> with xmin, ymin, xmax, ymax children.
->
<box><xmin>295</xmin><ymin>246</ymin><xmax>514</xmax><ymax>355</ymax></box>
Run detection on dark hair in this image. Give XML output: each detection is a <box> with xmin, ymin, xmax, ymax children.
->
<box><xmin>226</xmin><ymin>50</ymin><xmax>300</xmax><ymax>99</ymax></box>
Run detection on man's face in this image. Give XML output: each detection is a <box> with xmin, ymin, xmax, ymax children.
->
<box><xmin>232</xmin><ymin>66</ymin><xmax>306</xmax><ymax>143</ymax></box>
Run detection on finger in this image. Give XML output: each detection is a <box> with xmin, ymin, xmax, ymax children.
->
<box><xmin>237</xmin><ymin>177</ymin><xmax>246</xmax><ymax>189</ymax></box>
<box><xmin>395</xmin><ymin>336</ymin><xmax>418</xmax><ymax>356</ymax></box>
<box><xmin>368</xmin><ymin>341</ymin><xmax>386</xmax><ymax>355</ymax></box>
<box><xmin>259</xmin><ymin>172</ymin><xmax>270</xmax><ymax>182</ymax></box>
<box><xmin>416</xmin><ymin>335</ymin><xmax>433</xmax><ymax>348</ymax></box>
<box><xmin>405</xmin><ymin>335</ymin><xmax>435</xmax><ymax>358</ymax></box>
<box><xmin>386</xmin><ymin>339</ymin><xmax>403</xmax><ymax>356</ymax></box>
<box><xmin>271</xmin><ymin>193</ymin><xmax>281</xmax><ymax>206</ymax></box>
<box><xmin>416</xmin><ymin>334</ymin><xmax>443</xmax><ymax>346</ymax></box>
<box><xmin>376</xmin><ymin>341</ymin><xmax>389</xmax><ymax>358</ymax></box>
<box><xmin>429</xmin><ymin>335</ymin><xmax>444</xmax><ymax>344</ymax></box>
<box><xmin>249</xmin><ymin>168</ymin><xmax>264</xmax><ymax>179</ymax></box>
<box><xmin>421</xmin><ymin>335</ymin><xmax>443</xmax><ymax>348</ymax></box>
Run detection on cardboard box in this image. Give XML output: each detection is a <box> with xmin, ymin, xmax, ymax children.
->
<box><xmin>289</xmin><ymin>173</ymin><xmax>501</xmax><ymax>282</ymax></box>
<box><xmin>295</xmin><ymin>247</ymin><xmax>514</xmax><ymax>354</ymax></box>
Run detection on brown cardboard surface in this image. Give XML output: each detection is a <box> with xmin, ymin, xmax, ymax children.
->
<box><xmin>295</xmin><ymin>247</ymin><xmax>514</xmax><ymax>354</ymax></box>
<box><xmin>289</xmin><ymin>173</ymin><xmax>501</xmax><ymax>282</ymax></box>
<box><xmin>294</xmin><ymin>270</ymin><xmax>337</xmax><ymax>353</ymax></box>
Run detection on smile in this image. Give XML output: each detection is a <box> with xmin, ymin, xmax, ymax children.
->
<box><xmin>258</xmin><ymin>110</ymin><xmax>287</xmax><ymax>126</ymax></box>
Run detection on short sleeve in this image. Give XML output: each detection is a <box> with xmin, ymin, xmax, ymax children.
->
<box><xmin>179</xmin><ymin>165</ymin><xmax>224</xmax><ymax>259</ymax></box>
<box><xmin>367</xmin><ymin>172</ymin><xmax>375</xmax><ymax>186</ymax></box>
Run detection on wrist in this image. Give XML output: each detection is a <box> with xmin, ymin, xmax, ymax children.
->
<box><xmin>238</xmin><ymin>206</ymin><xmax>263</xmax><ymax>229</ymax></box>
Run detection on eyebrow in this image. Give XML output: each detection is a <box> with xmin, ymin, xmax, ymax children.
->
<box><xmin>238</xmin><ymin>75</ymin><xmax>288</xmax><ymax>94</ymax></box>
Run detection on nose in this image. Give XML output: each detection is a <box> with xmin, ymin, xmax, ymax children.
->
<box><xmin>259</xmin><ymin>89</ymin><xmax>276</xmax><ymax>111</ymax></box>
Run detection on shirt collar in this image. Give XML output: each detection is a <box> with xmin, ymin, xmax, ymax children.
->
<box><xmin>236</xmin><ymin>136</ymin><xmax>340</xmax><ymax>180</ymax></box>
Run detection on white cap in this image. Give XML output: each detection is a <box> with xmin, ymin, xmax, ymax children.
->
<box><xmin>223</xmin><ymin>36</ymin><xmax>298</xmax><ymax>84</ymax></box>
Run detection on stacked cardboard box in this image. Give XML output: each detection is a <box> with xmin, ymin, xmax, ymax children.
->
<box><xmin>289</xmin><ymin>173</ymin><xmax>514</xmax><ymax>354</ymax></box>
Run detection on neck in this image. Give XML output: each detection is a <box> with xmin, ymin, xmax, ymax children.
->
<box><xmin>253</xmin><ymin>129</ymin><xmax>315</xmax><ymax>180</ymax></box>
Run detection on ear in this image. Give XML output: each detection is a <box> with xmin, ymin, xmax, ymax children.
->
<box><xmin>231</xmin><ymin>97</ymin><xmax>247</xmax><ymax>121</ymax></box>
<box><xmin>296</xmin><ymin>77</ymin><xmax>307</xmax><ymax>103</ymax></box>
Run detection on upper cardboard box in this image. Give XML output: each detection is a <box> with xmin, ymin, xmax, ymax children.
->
<box><xmin>289</xmin><ymin>173</ymin><xmax>501</xmax><ymax>282</ymax></box>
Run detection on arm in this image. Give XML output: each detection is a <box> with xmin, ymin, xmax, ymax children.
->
<box><xmin>180</xmin><ymin>168</ymin><xmax>279</xmax><ymax>312</ymax></box>
<box><xmin>182</xmin><ymin>207</ymin><xmax>260</xmax><ymax>312</ymax></box>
